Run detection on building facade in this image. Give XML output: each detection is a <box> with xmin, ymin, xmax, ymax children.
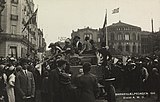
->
<box><xmin>71</xmin><ymin>21</ymin><xmax>152</xmax><ymax>56</ymax></box>
<box><xmin>107</xmin><ymin>21</ymin><xmax>142</xmax><ymax>56</ymax></box>
<box><xmin>0</xmin><ymin>0</ymin><xmax>46</xmax><ymax>58</ymax></box>
<box><xmin>151</xmin><ymin>31</ymin><xmax>160</xmax><ymax>55</ymax></box>
<box><xmin>140</xmin><ymin>31</ymin><xmax>152</xmax><ymax>55</ymax></box>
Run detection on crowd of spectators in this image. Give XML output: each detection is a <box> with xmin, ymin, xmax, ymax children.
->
<box><xmin>0</xmin><ymin>36</ymin><xmax>160</xmax><ymax>102</ymax></box>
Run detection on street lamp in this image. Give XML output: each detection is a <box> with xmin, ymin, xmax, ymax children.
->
<box><xmin>0</xmin><ymin>0</ymin><xmax>6</xmax><ymax>32</ymax></box>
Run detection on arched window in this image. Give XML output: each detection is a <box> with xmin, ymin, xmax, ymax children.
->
<box><xmin>125</xmin><ymin>33</ymin><xmax>130</xmax><ymax>40</ymax></box>
<box><xmin>118</xmin><ymin>32</ymin><xmax>122</xmax><ymax>40</ymax></box>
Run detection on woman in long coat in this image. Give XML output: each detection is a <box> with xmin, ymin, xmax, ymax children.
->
<box><xmin>5</xmin><ymin>65</ymin><xmax>16</xmax><ymax>102</ymax></box>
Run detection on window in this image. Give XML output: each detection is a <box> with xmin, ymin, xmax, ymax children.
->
<box><xmin>118</xmin><ymin>33</ymin><xmax>122</xmax><ymax>40</ymax></box>
<box><xmin>11</xmin><ymin>5</ymin><xmax>18</xmax><ymax>14</ymax></box>
<box><xmin>11</xmin><ymin>14</ymin><xmax>18</xmax><ymax>21</ymax></box>
<box><xmin>97</xmin><ymin>38</ymin><xmax>100</xmax><ymax>42</ymax></box>
<box><xmin>11</xmin><ymin>25</ymin><xmax>17</xmax><ymax>34</ymax></box>
<box><xmin>84</xmin><ymin>33</ymin><xmax>93</xmax><ymax>39</ymax></box>
<box><xmin>11</xmin><ymin>0</ymin><xmax>18</xmax><ymax>4</ymax></box>
<box><xmin>125</xmin><ymin>34</ymin><xmax>130</xmax><ymax>40</ymax></box>
<box><xmin>9</xmin><ymin>46</ymin><xmax>17</xmax><ymax>58</ymax></box>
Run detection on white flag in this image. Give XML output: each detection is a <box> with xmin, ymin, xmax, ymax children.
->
<box><xmin>112</xmin><ymin>8</ymin><xmax>119</xmax><ymax>14</ymax></box>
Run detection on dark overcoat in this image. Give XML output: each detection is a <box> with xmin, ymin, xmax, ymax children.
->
<box><xmin>49</xmin><ymin>68</ymin><xmax>61</xmax><ymax>102</ymax></box>
<box><xmin>15</xmin><ymin>70</ymin><xmax>35</xmax><ymax>102</ymax></box>
<box><xmin>77</xmin><ymin>73</ymin><xmax>98</xmax><ymax>102</ymax></box>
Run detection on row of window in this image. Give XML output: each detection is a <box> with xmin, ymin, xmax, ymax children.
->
<box><xmin>115</xmin><ymin>27</ymin><xmax>139</xmax><ymax>31</ymax></box>
<box><xmin>110</xmin><ymin>33</ymin><xmax>140</xmax><ymax>41</ymax></box>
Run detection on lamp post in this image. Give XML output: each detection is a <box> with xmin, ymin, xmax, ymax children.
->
<box><xmin>0</xmin><ymin>0</ymin><xmax>6</xmax><ymax>32</ymax></box>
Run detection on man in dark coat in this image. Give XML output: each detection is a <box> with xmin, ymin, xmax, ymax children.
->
<box><xmin>77</xmin><ymin>62</ymin><xmax>99</xmax><ymax>102</ymax></box>
<box><xmin>72</xmin><ymin>36</ymin><xmax>82</xmax><ymax>54</ymax></box>
<box><xmin>49</xmin><ymin>60</ymin><xmax>67</xmax><ymax>102</ymax></box>
<box><xmin>15</xmin><ymin>58</ymin><xmax>35</xmax><ymax>102</ymax></box>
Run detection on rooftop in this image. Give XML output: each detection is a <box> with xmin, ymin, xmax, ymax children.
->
<box><xmin>108</xmin><ymin>21</ymin><xmax>141</xmax><ymax>29</ymax></box>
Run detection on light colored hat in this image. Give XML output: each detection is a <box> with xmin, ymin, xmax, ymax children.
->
<box><xmin>154</xmin><ymin>59</ymin><xmax>158</xmax><ymax>62</ymax></box>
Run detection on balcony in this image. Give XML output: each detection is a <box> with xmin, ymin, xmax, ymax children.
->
<box><xmin>0</xmin><ymin>33</ymin><xmax>35</xmax><ymax>49</ymax></box>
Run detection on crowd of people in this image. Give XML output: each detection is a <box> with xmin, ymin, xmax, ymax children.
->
<box><xmin>0</xmin><ymin>57</ymin><xmax>100</xmax><ymax>102</ymax></box>
<box><xmin>0</xmin><ymin>35</ymin><xmax>160</xmax><ymax>102</ymax></box>
<box><xmin>110</xmin><ymin>55</ymin><xmax>160</xmax><ymax>100</ymax></box>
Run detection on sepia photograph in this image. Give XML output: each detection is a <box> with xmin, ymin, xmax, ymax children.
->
<box><xmin>0</xmin><ymin>0</ymin><xmax>160</xmax><ymax>102</ymax></box>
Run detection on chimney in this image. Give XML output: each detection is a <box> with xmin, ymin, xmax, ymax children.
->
<box><xmin>151</xmin><ymin>19</ymin><xmax>154</xmax><ymax>33</ymax></box>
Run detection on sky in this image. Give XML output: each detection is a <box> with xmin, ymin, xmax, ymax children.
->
<box><xmin>33</xmin><ymin>0</ymin><xmax>160</xmax><ymax>46</ymax></box>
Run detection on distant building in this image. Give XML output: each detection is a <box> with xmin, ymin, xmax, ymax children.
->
<box><xmin>71</xmin><ymin>21</ymin><xmax>153</xmax><ymax>56</ymax></box>
<box><xmin>107</xmin><ymin>21</ymin><xmax>142</xmax><ymax>56</ymax></box>
<box><xmin>0</xmin><ymin>0</ymin><xmax>46</xmax><ymax>58</ymax></box>
<box><xmin>140</xmin><ymin>31</ymin><xmax>152</xmax><ymax>55</ymax></box>
<box><xmin>151</xmin><ymin>31</ymin><xmax>160</xmax><ymax>54</ymax></box>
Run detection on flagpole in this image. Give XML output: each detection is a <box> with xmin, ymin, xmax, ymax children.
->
<box><xmin>27</xmin><ymin>24</ymin><xmax>30</xmax><ymax>58</ymax></box>
<box><xmin>105</xmin><ymin>9</ymin><xmax>108</xmax><ymax>47</ymax></box>
<box><xmin>118</xmin><ymin>8</ymin><xmax>120</xmax><ymax>21</ymax></box>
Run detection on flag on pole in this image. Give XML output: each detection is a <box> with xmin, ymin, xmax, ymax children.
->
<box><xmin>112</xmin><ymin>8</ymin><xmax>119</xmax><ymax>14</ymax></box>
<box><xmin>22</xmin><ymin>8</ymin><xmax>38</xmax><ymax>32</ymax></box>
